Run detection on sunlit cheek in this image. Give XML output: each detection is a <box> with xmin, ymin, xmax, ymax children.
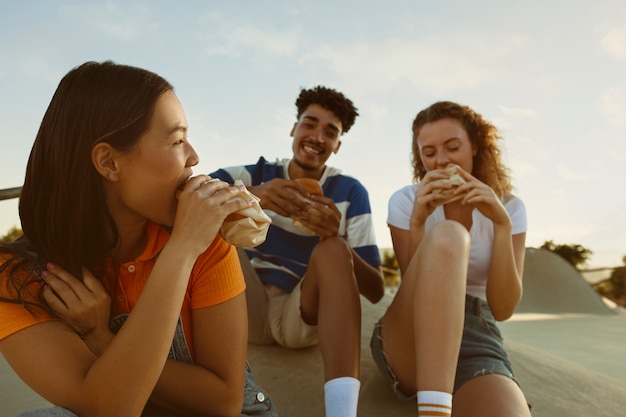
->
<box><xmin>421</xmin><ymin>155</ymin><xmax>436</xmax><ymax>170</ymax></box>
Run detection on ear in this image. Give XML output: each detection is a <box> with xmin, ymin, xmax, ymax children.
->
<box><xmin>290</xmin><ymin>122</ymin><xmax>297</xmax><ymax>137</ymax></box>
<box><xmin>332</xmin><ymin>140</ymin><xmax>342</xmax><ymax>154</ymax></box>
<box><xmin>91</xmin><ymin>143</ymin><xmax>121</xmax><ymax>181</ymax></box>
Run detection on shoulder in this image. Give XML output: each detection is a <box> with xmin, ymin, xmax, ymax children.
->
<box><xmin>389</xmin><ymin>183</ymin><xmax>419</xmax><ymax>206</ymax></box>
<box><xmin>210</xmin><ymin>157</ymin><xmax>286</xmax><ymax>185</ymax></box>
<box><xmin>196</xmin><ymin>235</ymin><xmax>236</xmax><ymax>265</ymax></box>
<box><xmin>387</xmin><ymin>184</ymin><xmax>418</xmax><ymax>230</ymax></box>
<box><xmin>0</xmin><ymin>246</ymin><xmax>40</xmax><ymax>299</ymax></box>
<box><xmin>189</xmin><ymin>237</ymin><xmax>245</xmax><ymax>306</ymax></box>
<box><xmin>0</xmin><ymin>254</ymin><xmax>54</xmax><ymax>340</ymax></box>
<box><xmin>324</xmin><ymin>172</ymin><xmax>365</xmax><ymax>189</ymax></box>
<box><xmin>502</xmin><ymin>195</ymin><xmax>527</xmax><ymax>233</ymax></box>
<box><xmin>323</xmin><ymin>171</ymin><xmax>369</xmax><ymax>198</ymax></box>
<box><xmin>503</xmin><ymin>194</ymin><xmax>525</xmax><ymax>214</ymax></box>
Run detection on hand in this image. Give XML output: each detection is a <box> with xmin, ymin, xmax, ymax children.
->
<box><xmin>41</xmin><ymin>264</ymin><xmax>113</xmax><ymax>355</ymax></box>
<box><xmin>410</xmin><ymin>168</ymin><xmax>460</xmax><ymax>226</ymax></box>
<box><xmin>171</xmin><ymin>176</ymin><xmax>254</xmax><ymax>256</ymax></box>
<box><xmin>247</xmin><ymin>178</ymin><xmax>308</xmax><ymax>217</ymax></box>
<box><xmin>292</xmin><ymin>195</ymin><xmax>341</xmax><ymax>240</ymax></box>
<box><xmin>455</xmin><ymin>167</ymin><xmax>512</xmax><ymax>227</ymax></box>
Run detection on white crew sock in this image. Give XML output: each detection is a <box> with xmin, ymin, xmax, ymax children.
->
<box><xmin>417</xmin><ymin>390</ymin><xmax>452</xmax><ymax>417</ymax></box>
<box><xmin>324</xmin><ymin>376</ymin><xmax>360</xmax><ymax>417</ymax></box>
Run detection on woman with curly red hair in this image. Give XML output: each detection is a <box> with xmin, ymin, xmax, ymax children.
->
<box><xmin>371</xmin><ymin>101</ymin><xmax>531</xmax><ymax>416</ymax></box>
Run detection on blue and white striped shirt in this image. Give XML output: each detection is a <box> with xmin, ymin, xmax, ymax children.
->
<box><xmin>210</xmin><ymin>157</ymin><xmax>381</xmax><ymax>292</ymax></box>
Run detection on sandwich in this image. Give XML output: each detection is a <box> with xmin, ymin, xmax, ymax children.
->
<box><xmin>175</xmin><ymin>177</ymin><xmax>271</xmax><ymax>247</ymax></box>
<box><xmin>291</xmin><ymin>178</ymin><xmax>323</xmax><ymax>232</ymax></box>
<box><xmin>294</xmin><ymin>178</ymin><xmax>323</xmax><ymax>202</ymax></box>
<box><xmin>433</xmin><ymin>164</ymin><xmax>466</xmax><ymax>206</ymax></box>
<box><xmin>220</xmin><ymin>180</ymin><xmax>271</xmax><ymax>247</ymax></box>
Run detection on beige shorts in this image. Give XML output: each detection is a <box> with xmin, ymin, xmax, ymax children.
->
<box><xmin>238</xmin><ymin>249</ymin><xmax>318</xmax><ymax>348</ymax></box>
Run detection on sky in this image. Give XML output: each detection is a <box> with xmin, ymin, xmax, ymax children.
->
<box><xmin>1</xmin><ymin>0</ymin><xmax>625</xmax><ymax>268</ymax></box>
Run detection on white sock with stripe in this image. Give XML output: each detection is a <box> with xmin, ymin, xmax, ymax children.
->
<box><xmin>417</xmin><ymin>390</ymin><xmax>452</xmax><ymax>417</ymax></box>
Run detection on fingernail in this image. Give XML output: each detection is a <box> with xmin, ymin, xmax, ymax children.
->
<box><xmin>41</xmin><ymin>271</ymin><xmax>49</xmax><ymax>278</ymax></box>
<box><xmin>238</xmin><ymin>183</ymin><xmax>247</xmax><ymax>189</ymax></box>
<box><xmin>46</xmin><ymin>262</ymin><xmax>56</xmax><ymax>269</ymax></box>
<box><xmin>248</xmin><ymin>198</ymin><xmax>256</xmax><ymax>204</ymax></box>
<box><xmin>43</xmin><ymin>284</ymin><xmax>49</xmax><ymax>290</ymax></box>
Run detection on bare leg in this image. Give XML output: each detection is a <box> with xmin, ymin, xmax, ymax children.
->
<box><xmin>300</xmin><ymin>237</ymin><xmax>361</xmax><ymax>380</ymax></box>
<box><xmin>452</xmin><ymin>374</ymin><xmax>531</xmax><ymax>417</ymax></box>
<box><xmin>380</xmin><ymin>220</ymin><xmax>470</xmax><ymax>394</ymax></box>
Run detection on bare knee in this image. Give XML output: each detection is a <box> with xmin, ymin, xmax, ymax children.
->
<box><xmin>427</xmin><ymin>220</ymin><xmax>470</xmax><ymax>258</ymax></box>
<box><xmin>309</xmin><ymin>237</ymin><xmax>352</xmax><ymax>265</ymax></box>
<box><xmin>406</xmin><ymin>221</ymin><xmax>470</xmax><ymax>290</ymax></box>
<box><xmin>307</xmin><ymin>237</ymin><xmax>356</xmax><ymax>289</ymax></box>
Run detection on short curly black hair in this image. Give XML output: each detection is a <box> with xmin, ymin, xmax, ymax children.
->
<box><xmin>295</xmin><ymin>85</ymin><xmax>359</xmax><ymax>134</ymax></box>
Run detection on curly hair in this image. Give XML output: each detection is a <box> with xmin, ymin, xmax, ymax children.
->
<box><xmin>295</xmin><ymin>85</ymin><xmax>359</xmax><ymax>134</ymax></box>
<box><xmin>411</xmin><ymin>101</ymin><xmax>512</xmax><ymax>198</ymax></box>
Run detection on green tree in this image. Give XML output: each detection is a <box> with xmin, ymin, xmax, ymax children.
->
<box><xmin>380</xmin><ymin>248</ymin><xmax>400</xmax><ymax>288</ymax></box>
<box><xmin>540</xmin><ymin>240</ymin><xmax>593</xmax><ymax>270</ymax></box>
<box><xmin>593</xmin><ymin>256</ymin><xmax>626</xmax><ymax>307</ymax></box>
<box><xmin>609</xmin><ymin>266</ymin><xmax>625</xmax><ymax>297</ymax></box>
<box><xmin>0</xmin><ymin>226</ymin><xmax>22</xmax><ymax>243</ymax></box>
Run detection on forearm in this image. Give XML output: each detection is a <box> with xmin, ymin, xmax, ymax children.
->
<box><xmin>352</xmin><ymin>248</ymin><xmax>384</xmax><ymax>303</ymax></box>
<box><xmin>83</xmin><ymin>242</ymin><xmax>199</xmax><ymax>414</ymax></box>
<box><xmin>85</xmin><ymin>329</ymin><xmax>245</xmax><ymax>417</ymax></box>
<box><xmin>407</xmin><ymin>223</ymin><xmax>426</xmax><ymax>271</ymax></box>
<box><xmin>486</xmin><ymin>225</ymin><xmax>522</xmax><ymax>320</ymax></box>
<box><xmin>148</xmin><ymin>359</ymin><xmax>245</xmax><ymax>417</ymax></box>
<box><xmin>83</xmin><ymin>329</ymin><xmax>115</xmax><ymax>357</ymax></box>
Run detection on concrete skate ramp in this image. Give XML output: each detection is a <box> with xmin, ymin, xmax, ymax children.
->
<box><xmin>244</xmin><ymin>299</ymin><xmax>626</xmax><ymax>417</ymax></box>
<box><xmin>515</xmin><ymin>248</ymin><xmax>615</xmax><ymax>315</ymax></box>
<box><xmin>3</xmin><ymin>293</ymin><xmax>626</xmax><ymax>417</ymax></box>
<box><xmin>3</xmin><ymin>248</ymin><xmax>626</xmax><ymax>417</ymax></box>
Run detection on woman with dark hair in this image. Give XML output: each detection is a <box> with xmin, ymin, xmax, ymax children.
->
<box><xmin>0</xmin><ymin>61</ymin><xmax>259</xmax><ymax>417</ymax></box>
<box><xmin>370</xmin><ymin>101</ymin><xmax>531</xmax><ymax>416</ymax></box>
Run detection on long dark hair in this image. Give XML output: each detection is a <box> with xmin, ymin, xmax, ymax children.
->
<box><xmin>0</xmin><ymin>61</ymin><xmax>173</xmax><ymax>315</ymax></box>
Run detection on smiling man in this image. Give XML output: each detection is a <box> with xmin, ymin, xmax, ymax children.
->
<box><xmin>210</xmin><ymin>86</ymin><xmax>384</xmax><ymax>417</ymax></box>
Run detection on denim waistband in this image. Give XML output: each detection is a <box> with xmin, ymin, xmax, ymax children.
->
<box><xmin>465</xmin><ymin>294</ymin><xmax>484</xmax><ymax>317</ymax></box>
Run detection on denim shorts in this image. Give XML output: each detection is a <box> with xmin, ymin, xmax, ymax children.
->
<box><xmin>370</xmin><ymin>294</ymin><xmax>517</xmax><ymax>399</ymax></box>
<box><xmin>17</xmin><ymin>407</ymin><xmax>78</xmax><ymax>417</ymax></box>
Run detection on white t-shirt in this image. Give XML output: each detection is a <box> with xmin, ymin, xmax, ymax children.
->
<box><xmin>387</xmin><ymin>183</ymin><xmax>527</xmax><ymax>301</ymax></box>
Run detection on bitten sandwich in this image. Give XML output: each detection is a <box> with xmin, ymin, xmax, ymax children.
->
<box><xmin>433</xmin><ymin>164</ymin><xmax>466</xmax><ymax>206</ymax></box>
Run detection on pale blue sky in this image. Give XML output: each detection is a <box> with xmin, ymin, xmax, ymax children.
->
<box><xmin>1</xmin><ymin>1</ymin><xmax>625</xmax><ymax>267</ymax></box>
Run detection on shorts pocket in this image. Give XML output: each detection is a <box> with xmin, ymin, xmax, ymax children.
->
<box><xmin>241</xmin><ymin>362</ymin><xmax>277</xmax><ymax>416</ymax></box>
